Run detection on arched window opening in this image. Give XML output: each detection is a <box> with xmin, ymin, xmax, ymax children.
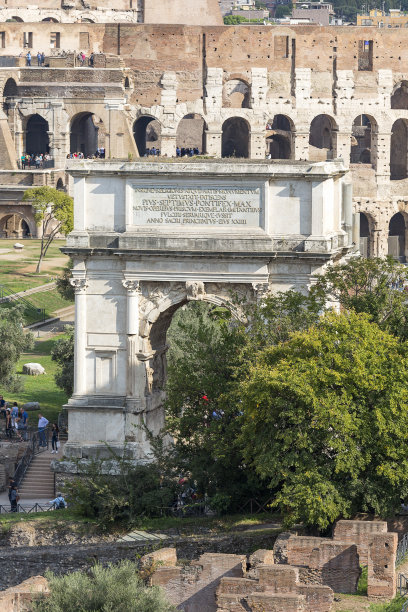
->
<box><xmin>3</xmin><ymin>78</ymin><xmax>18</xmax><ymax>115</ymax></box>
<box><xmin>359</xmin><ymin>212</ymin><xmax>370</xmax><ymax>258</ymax></box>
<box><xmin>351</xmin><ymin>115</ymin><xmax>373</xmax><ymax>165</ymax></box>
<box><xmin>265</xmin><ymin>115</ymin><xmax>293</xmax><ymax>160</ymax></box>
<box><xmin>223</xmin><ymin>79</ymin><xmax>250</xmax><ymax>109</ymax></box>
<box><xmin>133</xmin><ymin>116</ymin><xmax>162</xmax><ymax>157</ymax></box>
<box><xmin>388</xmin><ymin>212</ymin><xmax>406</xmax><ymax>262</ymax></box>
<box><xmin>391</xmin><ymin>81</ymin><xmax>408</xmax><ymax>109</ymax></box>
<box><xmin>42</xmin><ymin>17</ymin><xmax>59</xmax><ymax>23</ymax></box>
<box><xmin>8</xmin><ymin>16</ymin><xmax>23</xmax><ymax>22</ymax></box>
<box><xmin>25</xmin><ymin>115</ymin><xmax>49</xmax><ymax>155</ymax></box>
<box><xmin>390</xmin><ymin>119</ymin><xmax>408</xmax><ymax>180</ymax></box>
<box><xmin>124</xmin><ymin>77</ymin><xmax>130</xmax><ymax>89</ymax></box>
<box><xmin>70</xmin><ymin>113</ymin><xmax>105</xmax><ymax>158</ymax></box>
<box><xmin>81</xmin><ymin>18</ymin><xmax>95</xmax><ymax>23</ymax></box>
<box><xmin>56</xmin><ymin>178</ymin><xmax>64</xmax><ymax>191</ymax></box>
<box><xmin>176</xmin><ymin>114</ymin><xmax>206</xmax><ymax>156</ymax></box>
<box><xmin>309</xmin><ymin>114</ymin><xmax>337</xmax><ymax>161</ymax></box>
<box><xmin>222</xmin><ymin>117</ymin><xmax>250</xmax><ymax>158</ymax></box>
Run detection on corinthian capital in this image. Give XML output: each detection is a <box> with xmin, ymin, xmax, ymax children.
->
<box><xmin>69</xmin><ymin>278</ymin><xmax>88</xmax><ymax>294</ymax></box>
<box><xmin>122</xmin><ymin>279</ymin><xmax>141</xmax><ymax>294</ymax></box>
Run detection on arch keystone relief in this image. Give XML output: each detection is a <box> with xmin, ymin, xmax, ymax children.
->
<box><xmin>55</xmin><ymin>159</ymin><xmax>355</xmax><ymax>470</ymax></box>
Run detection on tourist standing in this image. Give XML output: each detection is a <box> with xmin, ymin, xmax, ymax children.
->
<box><xmin>21</xmin><ymin>407</ymin><xmax>28</xmax><ymax>441</ymax></box>
<box><xmin>41</xmin><ymin>52</ymin><xmax>45</xmax><ymax>66</ymax></box>
<box><xmin>89</xmin><ymin>52</ymin><xmax>94</xmax><ymax>67</ymax></box>
<box><xmin>5</xmin><ymin>409</ymin><xmax>12</xmax><ymax>439</ymax></box>
<box><xmin>10</xmin><ymin>486</ymin><xmax>18</xmax><ymax>512</ymax></box>
<box><xmin>51</xmin><ymin>423</ymin><xmax>59</xmax><ymax>454</ymax></box>
<box><xmin>20</xmin><ymin>154</ymin><xmax>26</xmax><ymax>169</ymax></box>
<box><xmin>37</xmin><ymin>52</ymin><xmax>41</xmax><ymax>67</ymax></box>
<box><xmin>11</xmin><ymin>402</ymin><xmax>18</xmax><ymax>429</ymax></box>
<box><xmin>26</xmin><ymin>51</ymin><xmax>31</xmax><ymax>67</ymax></box>
<box><xmin>37</xmin><ymin>413</ymin><xmax>49</xmax><ymax>447</ymax></box>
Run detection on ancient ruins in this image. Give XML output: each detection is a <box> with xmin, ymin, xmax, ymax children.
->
<box><xmin>0</xmin><ymin>6</ymin><xmax>405</xmax><ymax>256</ymax></box>
<box><xmin>56</xmin><ymin>158</ymin><xmax>352</xmax><ymax>464</ymax></box>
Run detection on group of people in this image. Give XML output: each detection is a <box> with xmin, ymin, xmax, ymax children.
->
<box><xmin>67</xmin><ymin>148</ymin><xmax>106</xmax><ymax>160</ymax></box>
<box><xmin>25</xmin><ymin>51</ymin><xmax>46</xmax><ymax>67</ymax></box>
<box><xmin>77</xmin><ymin>51</ymin><xmax>95</xmax><ymax>67</ymax></box>
<box><xmin>176</xmin><ymin>147</ymin><xmax>201</xmax><ymax>157</ymax></box>
<box><xmin>20</xmin><ymin>153</ymin><xmax>51</xmax><ymax>169</ymax></box>
<box><xmin>0</xmin><ymin>397</ymin><xmax>29</xmax><ymax>442</ymax></box>
<box><xmin>7</xmin><ymin>476</ymin><xmax>66</xmax><ymax>513</ymax></box>
<box><xmin>24</xmin><ymin>51</ymin><xmax>95</xmax><ymax>68</ymax></box>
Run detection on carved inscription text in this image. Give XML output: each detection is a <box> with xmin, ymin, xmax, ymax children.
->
<box><xmin>132</xmin><ymin>185</ymin><xmax>262</xmax><ymax>228</ymax></box>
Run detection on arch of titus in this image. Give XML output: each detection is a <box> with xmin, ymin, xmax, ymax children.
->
<box><xmin>58</xmin><ymin>158</ymin><xmax>354</xmax><ymax>465</ymax></box>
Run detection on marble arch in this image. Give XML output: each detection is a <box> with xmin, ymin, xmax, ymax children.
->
<box><xmin>56</xmin><ymin>157</ymin><xmax>353</xmax><ymax>469</ymax></box>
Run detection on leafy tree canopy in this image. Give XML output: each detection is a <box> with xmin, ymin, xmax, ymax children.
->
<box><xmin>22</xmin><ymin>186</ymin><xmax>73</xmax><ymax>273</ymax></box>
<box><xmin>312</xmin><ymin>256</ymin><xmax>408</xmax><ymax>339</ymax></box>
<box><xmin>51</xmin><ymin>327</ymin><xmax>74</xmax><ymax>398</ymax></box>
<box><xmin>0</xmin><ymin>305</ymin><xmax>34</xmax><ymax>392</ymax></box>
<box><xmin>239</xmin><ymin>310</ymin><xmax>408</xmax><ymax>529</ymax></box>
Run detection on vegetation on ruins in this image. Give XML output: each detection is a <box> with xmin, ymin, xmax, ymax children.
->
<box><xmin>22</xmin><ymin>187</ymin><xmax>73</xmax><ymax>273</ymax></box>
<box><xmin>0</xmin><ymin>304</ymin><xmax>34</xmax><ymax>392</ymax></box>
<box><xmin>31</xmin><ymin>561</ymin><xmax>176</xmax><ymax>612</ymax></box>
<box><xmin>55</xmin><ymin>258</ymin><xmax>75</xmax><ymax>302</ymax></box>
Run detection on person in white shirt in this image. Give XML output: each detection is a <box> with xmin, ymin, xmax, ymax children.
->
<box><xmin>38</xmin><ymin>413</ymin><xmax>49</xmax><ymax>447</ymax></box>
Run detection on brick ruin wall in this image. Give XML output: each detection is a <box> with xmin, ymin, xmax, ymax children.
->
<box><xmin>0</xmin><ymin>24</ymin><xmax>407</xmax><ymax>248</ymax></box>
<box><xmin>145</xmin><ymin>521</ymin><xmax>398</xmax><ymax>611</ymax></box>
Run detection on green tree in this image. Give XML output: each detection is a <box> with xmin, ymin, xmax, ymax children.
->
<box><xmin>32</xmin><ymin>561</ymin><xmax>176</xmax><ymax>612</ymax></box>
<box><xmin>0</xmin><ymin>304</ymin><xmax>34</xmax><ymax>392</ymax></box>
<box><xmin>51</xmin><ymin>327</ymin><xmax>74</xmax><ymax>397</ymax></box>
<box><xmin>22</xmin><ymin>187</ymin><xmax>73</xmax><ymax>273</ymax></box>
<box><xmin>165</xmin><ymin>301</ymin><xmax>267</xmax><ymax>510</ymax></box>
<box><xmin>239</xmin><ymin>310</ymin><xmax>408</xmax><ymax>530</ymax></box>
<box><xmin>56</xmin><ymin>258</ymin><xmax>74</xmax><ymax>302</ymax></box>
<box><xmin>223</xmin><ymin>14</ymin><xmax>248</xmax><ymax>24</ymax></box>
<box><xmin>275</xmin><ymin>4</ymin><xmax>291</xmax><ymax>18</ymax></box>
<box><xmin>312</xmin><ymin>256</ymin><xmax>408</xmax><ymax>339</ymax></box>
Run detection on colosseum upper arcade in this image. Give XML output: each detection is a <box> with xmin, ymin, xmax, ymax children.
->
<box><xmin>0</xmin><ymin>22</ymin><xmax>407</xmax><ymax>256</ymax></box>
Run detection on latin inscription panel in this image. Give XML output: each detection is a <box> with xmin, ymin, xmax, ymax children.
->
<box><xmin>132</xmin><ymin>185</ymin><xmax>262</xmax><ymax>228</ymax></box>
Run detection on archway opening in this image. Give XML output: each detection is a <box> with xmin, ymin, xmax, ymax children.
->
<box><xmin>124</xmin><ymin>77</ymin><xmax>130</xmax><ymax>89</ymax></box>
<box><xmin>133</xmin><ymin>116</ymin><xmax>162</xmax><ymax>157</ymax></box>
<box><xmin>391</xmin><ymin>81</ymin><xmax>408</xmax><ymax>109</ymax></box>
<box><xmin>176</xmin><ymin>114</ymin><xmax>206</xmax><ymax>155</ymax></box>
<box><xmin>359</xmin><ymin>212</ymin><xmax>370</xmax><ymax>258</ymax></box>
<box><xmin>56</xmin><ymin>178</ymin><xmax>64</xmax><ymax>191</ymax></box>
<box><xmin>266</xmin><ymin>115</ymin><xmax>293</xmax><ymax>159</ymax></box>
<box><xmin>3</xmin><ymin>78</ymin><xmax>18</xmax><ymax>115</ymax></box>
<box><xmin>390</xmin><ymin>119</ymin><xmax>408</xmax><ymax>180</ymax></box>
<box><xmin>0</xmin><ymin>214</ymin><xmax>31</xmax><ymax>238</ymax></box>
<box><xmin>70</xmin><ymin>112</ymin><xmax>105</xmax><ymax>157</ymax></box>
<box><xmin>351</xmin><ymin>115</ymin><xmax>374</xmax><ymax>166</ymax></box>
<box><xmin>222</xmin><ymin>117</ymin><xmax>250</xmax><ymax>158</ymax></box>
<box><xmin>223</xmin><ymin>79</ymin><xmax>250</xmax><ymax>109</ymax></box>
<box><xmin>388</xmin><ymin>212</ymin><xmax>406</xmax><ymax>262</ymax></box>
<box><xmin>42</xmin><ymin>17</ymin><xmax>59</xmax><ymax>23</ymax></box>
<box><xmin>309</xmin><ymin>114</ymin><xmax>337</xmax><ymax>161</ymax></box>
<box><xmin>8</xmin><ymin>16</ymin><xmax>23</xmax><ymax>22</ymax></box>
<box><xmin>25</xmin><ymin>114</ymin><xmax>49</xmax><ymax>155</ymax></box>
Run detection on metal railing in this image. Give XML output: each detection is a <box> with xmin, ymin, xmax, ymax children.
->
<box><xmin>401</xmin><ymin>599</ymin><xmax>408</xmax><ymax>612</ymax></box>
<box><xmin>0</xmin><ymin>283</ymin><xmax>45</xmax><ymax>324</ymax></box>
<box><xmin>398</xmin><ymin>573</ymin><xmax>408</xmax><ymax>597</ymax></box>
<box><xmin>397</xmin><ymin>532</ymin><xmax>408</xmax><ymax>567</ymax></box>
<box><xmin>13</xmin><ymin>428</ymin><xmax>50</xmax><ymax>488</ymax></box>
<box><xmin>0</xmin><ymin>503</ymin><xmax>57</xmax><ymax>514</ymax></box>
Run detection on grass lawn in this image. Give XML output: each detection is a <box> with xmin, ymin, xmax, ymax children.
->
<box><xmin>131</xmin><ymin>511</ymin><xmax>281</xmax><ymax>534</ymax></box>
<box><xmin>0</xmin><ymin>288</ymin><xmax>73</xmax><ymax>325</ymax></box>
<box><xmin>0</xmin><ymin>335</ymin><xmax>68</xmax><ymax>424</ymax></box>
<box><xmin>0</xmin><ymin>239</ymin><xmax>68</xmax><ymax>293</ymax></box>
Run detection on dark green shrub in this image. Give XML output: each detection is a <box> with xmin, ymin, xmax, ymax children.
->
<box><xmin>31</xmin><ymin>560</ymin><xmax>176</xmax><ymax>612</ymax></box>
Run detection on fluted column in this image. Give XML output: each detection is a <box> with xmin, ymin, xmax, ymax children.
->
<box><xmin>70</xmin><ymin>277</ymin><xmax>88</xmax><ymax>396</ymax></box>
<box><xmin>122</xmin><ymin>279</ymin><xmax>141</xmax><ymax>399</ymax></box>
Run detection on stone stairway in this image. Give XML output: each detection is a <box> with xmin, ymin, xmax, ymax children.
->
<box><xmin>18</xmin><ymin>452</ymin><xmax>55</xmax><ymax>500</ymax></box>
